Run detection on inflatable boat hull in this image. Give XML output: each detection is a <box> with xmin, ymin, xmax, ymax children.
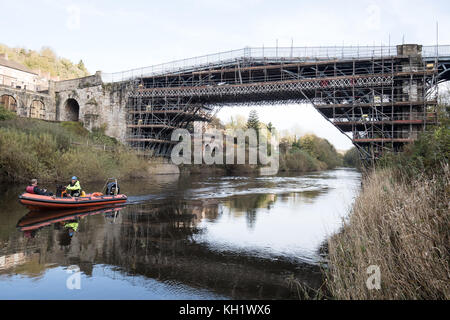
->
<box><xmin>18</xmin><ymin>193</ymin><xmax>127</xmax><ymax>211</ymax></box>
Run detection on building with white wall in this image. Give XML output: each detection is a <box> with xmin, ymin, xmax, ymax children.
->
<box><xmin>0</xmin><ymin>53</ymin><xmax>39</xmax><ymax>91</ymax></box>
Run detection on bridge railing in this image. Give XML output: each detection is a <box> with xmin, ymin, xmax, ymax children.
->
<box><xmin>332</xmin><ymin>112</ymin><xmax>438</xmax><ymax>122</ymax></box>
<box><xmin>100</xmin><ymin>45</ymin><xmax>450</xmax><ymax>83</ymax></box>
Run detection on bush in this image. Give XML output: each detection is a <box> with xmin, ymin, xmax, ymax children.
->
<box><xmin>378</xmin><ymin>119</ymin><xmax>450</xmax><ymax>182</ymax></box>
<box><xmin>90</xmin><ymin>125</ymin><xmax>118</xmax><ymax>147</ymax></box>
<box><xmin>60</xmin><ymin>121</ymin><xmax>89</xmax><ymax>137</ymax></box>
<box><xmin>0</xmin><ymin>104</ymin><xmax>16</xmax><ymax>121</ymax></box>
<box><xmin>279</xmin><ymin>148</ymin><xmax>325</xmax><ymax>172</ymax></box>
<box><xmin>299</xmin><ymin>134</ymin><xmax>343</xmax><ymax>169</ymax></box>
<box><xmin>343</xmin><ymin>147</ymin><xmax>361</xmax><ymax>168</ymax></box>
<box><xmin>0</xmin><ymin>117</ymin><xmax>149</xmax><ymax>183</ymax></box>
<box><xmin>277</xmin><ymin>134</ymin><xmax>344</xmax><ymax>172</ymax></box>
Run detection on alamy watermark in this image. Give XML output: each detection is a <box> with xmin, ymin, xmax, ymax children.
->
<box><xmin>171</xmin><ymin>126</ymin><xmax>280</xmax><ymax>174</ymax></box>
<box><xmin>366</xmin><ymin>265</ymin><xmax>381</xmax><ymax>290</ymax></box>
<box><xmin>66</xmin><ymin>5</ymin><xmax>81</xmax><ymax>31</ymax></box>
<box><xmin>66</xmin><ymin>265</ymin><xmax>81</xmax><ymax>290</ymax></box>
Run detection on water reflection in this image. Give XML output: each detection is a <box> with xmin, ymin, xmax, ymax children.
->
<box><xmin>0</xmin><ymin>168</ymin><xmax>361</xmax><ymax>299</ymax></box>
<box><xmin>193</xmin><ymin>169</ymin><xmax>361</xmax><ymax>264</ymax></box>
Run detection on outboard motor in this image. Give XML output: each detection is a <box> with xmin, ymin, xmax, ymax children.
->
<box><xmin>105</xmin><ymin>182</ymin><xmax>120</xmax><ymax>195</ymax></box>
<box><xmin>55</xmin><ymin>185</ymin><xmax>65</xmax><ymax>198</ymax></box>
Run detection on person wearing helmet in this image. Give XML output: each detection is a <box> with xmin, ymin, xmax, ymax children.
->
<box><xmin>66</xmin><ymin>176</ymin><xmax>82</xmax><ymax>197</ymax></box>
<box><xmin>64</xmin><ymin>220</ymin><xmax>79</xmax><ymax>237</ymax></box>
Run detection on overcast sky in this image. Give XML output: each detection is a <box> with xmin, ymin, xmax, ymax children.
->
<box><xmin>1</xmin><ymin>0</ymin><xmax>449</xmax><ymax>150</ymax></box>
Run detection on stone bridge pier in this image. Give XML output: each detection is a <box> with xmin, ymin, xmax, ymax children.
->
<box><xmin>51</xmin><ymin>71</ymin><xmax>130</xmax><ymax>142</ymax></box>
<box><xmin>1</xmin><ymin>73</ymin><xmax>130</xmax><ymax>143</ymax></box>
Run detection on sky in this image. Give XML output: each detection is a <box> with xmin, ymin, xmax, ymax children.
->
<box><xmin>1</xmin><ymin>0</ymin><xmax>449</xmax><ymax>150</ymax></box>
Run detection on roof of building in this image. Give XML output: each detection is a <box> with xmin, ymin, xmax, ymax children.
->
<box><xmin>0</xmin><ymin>55</ymin><xmax>37</xmax><ymax>75</ymax></box>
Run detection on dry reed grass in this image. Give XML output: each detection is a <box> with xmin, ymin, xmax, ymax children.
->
<box><xmin>325</xmin><ymin>166</ymin><xmax>449</xmax><ymax>299</ymax></box>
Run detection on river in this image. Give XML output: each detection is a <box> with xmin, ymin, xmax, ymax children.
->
<box><xmin>0</xmin><ymin>168</ymin><xmax>360</xmax><ymax>299</ymax></box>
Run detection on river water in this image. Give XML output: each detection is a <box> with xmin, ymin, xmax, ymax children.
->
<box><xmin>0</xmin><ymin>168</ymin><xmax>360</xmax><ymax>299</ymax></box>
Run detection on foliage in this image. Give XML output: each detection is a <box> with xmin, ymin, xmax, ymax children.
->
<box><xmin>246</xmin><ymin>110</ymin><xmax>260</xmax><ymax>131</ymax></box>
<box><xmin>0</xmin><ymin>43</ymin><xmax>89</xmax><ymax>80</ymax></box>
<box><xmin>221</xmin><ymin>113</ymin><xmax>344</xmax><ymax>173</ymax></box>
<box><xmin>278</xmin><ymin>134</ymin><xmax>342</xmax><ymax>172</ymax></box>
<box><xmin>299</xmin><ymin>134</ymin><xmax>343</xmax><ymax>169</ymax></box>
<box><xmin>225</xmin><ymin>114</ymin><xmax>247</xmax><ymax>130</ymax></box>
<box><xmin>325</xmin><ymin>109</ymin><xmax>450</xmax><ymax>299</ymax></box>
<box><xmin>0</xmin><ymin>117</ymin><xmax>148</xmax><ymax>183</ymax></box>
<box><xmin>343</xmin><ymin>147</ymin><xmax>361</xmax><ymax>168</ymax></box>
<box><xmin>0</xmin><ymin>104</ymin><xmax>16</xmax><ymax>121</ymax></box>
<box><xmin>378</xmin><ymin>114</ymin><xmax>449</xmax><ymax>182</ymax></box>
<box><xmin>279</xmin><ymin>148</ymin><xmax>325</xmax><ymax>172</ymax></box>
<box><xmin>208</xmin><ymin>116</ymin><xmax>225</xmax><ymax>129</ymax></box>
<box><xmin>60</xmin><ymin>121</ymin><xmax>89</xmax><ymax>137</ymax></box>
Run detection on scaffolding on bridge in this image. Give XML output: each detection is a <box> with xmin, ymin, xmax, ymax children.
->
<box><xmin>115</xmin><ymin>44</ymin><xmax>450</xmax><ymax>161</ymax></box>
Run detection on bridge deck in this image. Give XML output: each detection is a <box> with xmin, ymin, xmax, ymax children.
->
<box><xmin>115</xmin><ymin>44</ymin><xmax>450</xmax><ymax>160</ymax></box>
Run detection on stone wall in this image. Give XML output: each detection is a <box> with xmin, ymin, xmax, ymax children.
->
<box><xmin>0</xmin><ymin>85</ymin><xmax>55</xmax><ymax>120</ymax></box>
<box><xmin>1</xmin><ymin>72</ymin><xmax>131</xmax><ymax>143</ymax></box>
<box><xmin>52</xmin><ymin>72</ymin><xmax>130</xmax><ymax>142</ymax></box>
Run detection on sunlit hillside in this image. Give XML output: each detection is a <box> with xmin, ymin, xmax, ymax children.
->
<box><xmin>0</xmin><ymin>43</ymin><xmax>89</xmax><ymax>80</ymax></box>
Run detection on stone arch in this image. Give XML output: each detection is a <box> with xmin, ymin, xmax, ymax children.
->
<box><xmin>64</xmin><ymin>98</ymin><xmax>80</xmax><ymax>121</ymax></box>
<box><xmin>30</xmin><ymin>100</ymin><xmax>46</xmax><ymax>119</ymax></box>
<box><xmin>1</xmin><ymin>94</ymin><xmax>18</xmax><ymax>112</ymax></box>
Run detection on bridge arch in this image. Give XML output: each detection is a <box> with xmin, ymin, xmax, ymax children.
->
<box><xmin>64</xmin><ymin>98</ymin><xmax>80</xmax><ymax>121</ymax></box>
<box><xmin>0</xmin><ymin>94</ymin><xmax>18</xmax><ymax>112</ymax></box>
<box><xmin>30</xmin><ymin>100</ymin><xmax>45</xmax><ymax>119</ymax></box>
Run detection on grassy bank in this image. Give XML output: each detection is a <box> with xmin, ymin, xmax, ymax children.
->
<box><xmin>342</xmin><ymin>147</ymin><xmax>361</xmax><ymax>168</ymax></box>
<box><xmin>279</xmin><ymin>134</ymin><xmax>343</xmax><ymax>173</ymax></box>
<box><xmin>222</xmin><ymin>111</ymin><xmax>343</xmax><ymax>174</ymax></box>
<box><xmin>0</xmin><ymin>113</ymin><xmax>149</xmax><ymax>184</ymax></box>
<box><xmin>177</xmin><ymin>132</ymin><xmax>343</xmax><ymax>175</ymax></box>
<box><xmin>324</xmin><ymin>118</ymin><xmax>449</xmax><ymax>299</ymax></box>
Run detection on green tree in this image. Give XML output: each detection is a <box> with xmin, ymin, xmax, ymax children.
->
<box><xmin>246</xmin><ymin>110</ymin><xmax>260</xmax><ymax>131</ymax></box>
<box><xmin>292</xmin><ymin>138</ymin><xmax>301</xmax><ymax>150</ymax></box>
<box><xmin>343</xmin><ymin>147</ymin><xmax>361</xmax><ymax>168</ymax></box>
<box><xmin>299</xmin><ymin>134</ymin><xmax>343</xmax><ymax>168</ymax></box>
<box><xmin>225</xmin><ymin>115</ymin><xmax>247</xmax><ymax>130</ymax></box>
<box><xmin>77</xmin><ymin>60</ymin><xmax>88</xmax><ymax>73</ymax></box>
<box><xmin>247</xmin><ymin>110</ymin><xmax>260</xmax><ymax>142</ymax></box>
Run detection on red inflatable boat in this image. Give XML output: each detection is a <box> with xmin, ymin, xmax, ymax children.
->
<box><xmin>17</xmin><ymin>206</ymin><xmax>124</xmax><ymax>231</ymax></box>
<box><xmin>18</xmin><ymin>192</ymin><xmax>127</xmax><ymax>211</ymax></box>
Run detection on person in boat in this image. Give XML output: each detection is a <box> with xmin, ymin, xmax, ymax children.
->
<box><xmin>26</xmin><ymin>179</ymin><xmax>53</xmax><ymax>196</ymax></box>
<box><xmin>64</xmin><ymin>221</ymin><xmax>79</xmax><ymax>237</ymax></box>
<box><xmin>65</xmin><ymin>176</ymin><xmax>82</xmax><ymax>197</ymax></box>
<box><xmin>58</xmin><ymin>220</ymin><xmax>79</xmax><ymax>246</ymax></box>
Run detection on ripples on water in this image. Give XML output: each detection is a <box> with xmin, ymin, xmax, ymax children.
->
<box><xmin>0</xmin><ymin>168</ymin><xmax>360</xmax><ymax>299</ymax></box>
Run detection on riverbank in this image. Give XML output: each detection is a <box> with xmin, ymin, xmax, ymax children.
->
<box><xmin>1</xmin><ymin>108</ymin><xmax>347</xmax><ymax>184</ymax></box>
<box><xmin>0</xmin><ymin>116</ymin><xmax>150</xmax><ymax>183</ymax></box>
<box><xmin>179</xmin><ymin>133</ymin><xmax>345</xmax><ymax>176</ymax></box>
<box><xmin>323</xmin><ymin>118</ymin><xmax>449</xmax><ymax>299</ymax></box>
